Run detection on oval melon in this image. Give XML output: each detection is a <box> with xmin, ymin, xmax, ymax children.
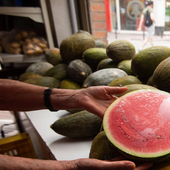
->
<box><xmin>149</xmin><ymin>160</ymin><xmax>170</xmax><ymax>170</ymax></box>
<box><xmin>50</xmin><ymin>110</ymin><xmax>102</xmax><ymax>138</ymax></box>
<box><xmin>67</xmin><ymin>59</ymin><xmax>92</xmax><ymax>84</ymax></box>
<box><xmin>106</xmin><ymin>40</ymin><xmax>135</xmax><ymax>62</ymax></box>
<box><xmin>89</xmin><ymin>131</ymin><xmax>122</xmax><ymax>160</ymax></box>
<box><xmin>24</xmin><ymin>76</ymin><xmax>60</xmax><ymax>88</ymax></box>
<box><xmin>45</xmin><ymin>63</ymin><xmax>68</xmax><ymax>80</ymax></box>
<box><xmin>26</xmin><ymin>62</ymin><xmax>53</xmax><ymax>76</ymax></box>
<box><xmin>83</xmin><ymin>48</ymin><xmax>108</xmax><ymax>71</ymax></box>
<box><xmin>97</xmin><ymin>58</ymin><xmax>118</xmax><ymax>70</ymax></box>
<box><xmin>117</xmin><ymin>84</ymin><xmax>157</xmax><ymax>97</ymax></box>
<box><xmin>131</xmin><ymin>46</ymin><xmax>170</xmax><ymax>79</ymax></box>
<box><xmin>118</xmin><ymin>60</ymin><xmax>133</xmax><ymax>75</ymax></box>
<box><xmin>45</xmin><ymin>48</ymin><xmax>63</xmax><ymax>65</ymax></box>
<box><xmin>103</xmin><ymin>89</ymin><xmax>170</xmax><ymax>162</ymax></box>
<box><xmin>152</xmin><ymin>57</ymin><xmax>170</xmax><ymax>92</ymax></box>
<box><xmin>60</xmin><ymin>30</ymin><xmax>95</xmax><ymax>63</ymax></box>
<box><xmin>146</xmin><ymin>75</ymin><xmax>153</xmax><ymax>86</ymax></box>
<box><xmin>60</xmin><ymin>79</ymin><xmax>81</xmax><ymax>89</ymax></box>
<box><xmin>108</xmin><ymin>75</ymin><xmax>142</xmax><ymax>87</ymax></box>
<box><xmin>19</xmin><ymin>72</ymin><xmax>42</xmax><ymax>82</ymax></box>
<box><xmin>94</xmin><ymin>40</ymin><xmax>108</xmax><ymax>48</ymax></box>
<box><xmin>83</xmin><ymin>68</ymin><xmax>127</xmax><ymax>88</ymax></box>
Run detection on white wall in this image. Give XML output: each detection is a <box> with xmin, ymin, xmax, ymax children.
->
<box><xmin>154</xmin><ymin>0</ymin><xmax>165</xmax><ymax>27</ymax></box>
<box><xmin>49</xmin><ymin>0</ymin><xmax>73</xmax><ymax>46</ymax></box>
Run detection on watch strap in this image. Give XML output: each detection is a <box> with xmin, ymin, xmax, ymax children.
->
<box><xmin>44</xmin><ymin>88</ymin><xmax>58</xmax><ymax>111</ymax></box>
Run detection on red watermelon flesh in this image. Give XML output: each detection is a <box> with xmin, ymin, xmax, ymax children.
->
<box><xmin>103</xmin><ymin>89</ymin><xmax>170</xmax><ymax>160</ymax></box>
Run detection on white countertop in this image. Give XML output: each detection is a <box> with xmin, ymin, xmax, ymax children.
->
<box><xmin>25</xmin><ymin>109</ymin><xmax>93</xmax><ymax>161</ymax></box>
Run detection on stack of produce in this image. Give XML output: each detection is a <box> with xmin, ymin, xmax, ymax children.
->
<box><xmin>18</xmin><ymin>30</ymin><xmax>170</xmax><ymax>169</ymax></box>
<box><xmin>0</xmin><ymin>28</ymin><xmax>48</xmax><ymax>55</ymax></box>
<box><xmin>19</xmin><ymin>30</ymin><xmax>136</xmax><ymax>89</ymax></box>
<box><xmin>0</xmin><ymin>32</ymin><xmax>8</xmax><ymax>53</ymax></box>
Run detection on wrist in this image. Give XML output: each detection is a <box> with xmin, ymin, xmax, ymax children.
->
<box><xmin>50</xmin><ymin>88</ymin><xmax>79</xmax><ymax>110</ymax></box>
<box><xmin>44</xmin><ymin>88</ymin><xmax>58</xmax><ymax>111</ymax></box>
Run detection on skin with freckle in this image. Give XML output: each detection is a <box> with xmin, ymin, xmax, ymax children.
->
<box><xmin>103</xmin><ymin>89</ymin><xmax>170</xmax><ymax>162</ymax></box>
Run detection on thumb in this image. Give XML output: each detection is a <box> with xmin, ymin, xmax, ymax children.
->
<box><xmin>106</xmin><ymin>86</ymin><xmax>128</xmax><ymax>95</ymax></box>
<box><xmin>75</xmin><ymin>158</ymin><xmax>136</xmax><ymax>170</ymax></box>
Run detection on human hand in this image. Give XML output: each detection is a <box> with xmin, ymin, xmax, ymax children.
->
<box><xmin>77</xmin><ymin>86</ymin><xmax>127</xmax><ymax>119</ymax></box>
<box><xmin>61</xmin><ymin>158</ymin><xmax>153</xmax><ymax>170</ymax></box>
<box><xmin>0</xmin><ymin>154</ymin><xmax>153</xmax><ymax>170</ymax></box>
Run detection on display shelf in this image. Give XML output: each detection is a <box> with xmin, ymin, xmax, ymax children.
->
<box><xmin>0</xmin><ymin>7</ymin><xmax>43</xmax><ymax>23</ymax></box>
<box><xmin>0</xmin><ymin>1</ymin><xmax>55</xmax><ymax>48</ymax></box>
<box><xmin>0</xmin><ymin>53</ymin><xmax>46</xmax><ymax>63</ymax></box>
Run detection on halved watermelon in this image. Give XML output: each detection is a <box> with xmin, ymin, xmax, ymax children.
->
<box><xmin>103</xmin><ymin>89</ymin><xmax>170</xmax><ymax>162</ymax></box>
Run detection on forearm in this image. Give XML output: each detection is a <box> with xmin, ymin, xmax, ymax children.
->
<box><xmin>0</xmin><ymin>79</ymin><xmax>78</xmax><ymax>111</ymax></box>
<box><xmin>0</xmin><ymin>154</ymin><xmax>138</xmax><ymax>170</ymax></box>
<box><xmin>0</xmin><ymin>79</ymin><xmax>46</xmax><ymax>111</ymax></box>
<box><xmin>0</xmin><ymin>154</ymin><xmax>72</xmax><ymax>170</ymax></box>
<box><xmin>0</xmin><ymin>79</ymin><xmax>126</xmax><ymax>118</ymax></box>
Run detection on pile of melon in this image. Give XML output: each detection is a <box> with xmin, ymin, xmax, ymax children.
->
<box><xmin>19</xmin><ymin>30</ymin><xmax>170</xmax><ymax>169</ymax></box>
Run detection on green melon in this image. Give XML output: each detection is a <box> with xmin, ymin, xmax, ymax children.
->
<box><xmin>106</xmin><ymin>40</ymin><xmax>136</xmax><ymax>62</ymax></box>
<box><xmin>60</xmin><ymin>79</ymin><xmax>81</xmax><ymax>89</ymax></box>
<box><xmin>97</xmin><ymin>58</ymin><xmax>118</xmax><ymax>70</ymax></box>
<box><xmin>131</xmin><ymin>46</ymin><xmax>170</xmax><ymax>79</ymax></box>
<box><xmin>45</xmin><ymin>63</ymin><xmax>68</xmax><ymax>80</ymax></box>
<box><xmin>50</xmin><ymin>110</ymin><xmax>102</xmax><ymax>138</ymax></box>
<box><xmin>60</xmin><ymin>30</ymin><xmax>95</xmax><ymax>63</ymax></box>
<box><xmin>26</xmin><ymin>62</ymin><xmax>53</xmax><ymax>76</ymax></box>
<box><xmin>67</xmin><ymin>59</ymin><xmax>92</xmax><ymax>84</ymax></box>
<box><xmin>94</xmin><ymin>40</ymin><xmax>108</xmax><ymax>48</ymax></box>
<box><xmin>117</xmin><ymin>84</ymin><xmax>157</xmax><ymax>97</ymax></box>
<box><xmin>103</xmin><ymin>89</ymin><xmax>170</xmax><ymax>162</ymax></box>
<box><xmin>83</xmin><ymin>48</ymin><xmax>108</xmax><ymax>71</ymax></box>
<box><xmin>118</xmin><ymin>60</ymin><xmax>133</xmax><ymax>75</ymax></box>
<box><xmin>89</xmin><ymin>131</ymin><xmax>122</xmax><ymax>160</ymax></box>
<box><xmin>152</xmin><ymin>57</ymin><xmax>170</xmax><ymax>93</ymax></box>
<box><xmin>24</xmin><ymin>76</ymin><xmax>60</xmax><ymax>88</ymax></box>
<box><xmin>67</xmin><ymin>109</ymin><xmax>84</xmax><ymax>114</ymax></box>
<box><xmin>45</xmin><ymin>48</ymin><xmax>63</xmax><ymax>65</ymax></box>
<box><xmin>149</xmin><ymin>160</ymin><xmax>170</xmax><ymax>170</ymax></box>
<box><xmin>83</xmin><ymin>68</ymin><xmax>127</xmax><ymax>88</ymax></box>
<box><xmin>108</xmin><ymin>75</ymin><xmax>142</xmax><ymax>87</ymax></box>
<box><xmin>146</xmin><ymin>75</ymin><xmax>153</xmax><ymax>86</ymax></box>
<box><xmin>19</xmin><ymin>72</ymin><xmax>42</xmax><ymax>82</ymax></box>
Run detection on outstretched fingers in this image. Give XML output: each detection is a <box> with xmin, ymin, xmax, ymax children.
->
<box><xmin>75</xmin><ymin>158</ymin><xmax>136</xmax><ymax>170</ymax></box>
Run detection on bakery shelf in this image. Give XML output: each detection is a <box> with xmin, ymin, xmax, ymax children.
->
<box><xmin>0</xmin><ymin>7</ymin><xmax>43</xmax><ymax>23</ymax></box>
<box><xmin>0</xmin><ymin>53</ymin><xmax>46</xmax><ymax>63</ymax></box>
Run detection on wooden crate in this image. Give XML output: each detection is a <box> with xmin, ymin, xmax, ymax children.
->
<box><xmin>0</xmin><ymin>132</ymin><xmax>37</xmax><ymax>158</ymax></box>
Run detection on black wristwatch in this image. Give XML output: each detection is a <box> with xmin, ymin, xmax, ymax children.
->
<box><xmin>44</xmin><ymin>88</ymin><xmax>58</xmax><ymax>111</ymax></box>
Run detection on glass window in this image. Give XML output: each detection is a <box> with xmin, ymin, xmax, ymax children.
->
<box><xmin>119</xmin><ymin>0</ymin><xmax>145</xmax><ymax>30</ymax></box>
<box><xmin>110</xmin><ymin>0</ymin><xmax>117</xmax><ymax>30</ymax></box>
<box><xmin>165</xmin><ymin>0</ymin><xmax>170</xmax><ymax>31</ymax></box>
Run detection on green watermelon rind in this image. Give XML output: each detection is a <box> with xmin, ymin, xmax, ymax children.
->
<box><xmin>103</xmin><ymin>89</ymin><xmax>170</xmax><ymax>162</ymax></box>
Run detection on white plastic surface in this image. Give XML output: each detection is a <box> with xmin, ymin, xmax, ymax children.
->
<box><xmin>26</xmin><ymin>110</ymin><xmax>93</xmax><ymax>160</ymax></box>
